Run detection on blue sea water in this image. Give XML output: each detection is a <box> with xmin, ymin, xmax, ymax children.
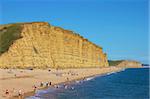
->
<box><xmin>27</xmin><ymin>68</ymin><xmax>149</xmax><ymax>99</ymax></box>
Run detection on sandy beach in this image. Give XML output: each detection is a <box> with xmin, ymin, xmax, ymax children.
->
<box><xmin>0</xmin><ymin>67</ymin><xmax>123</xmax><ymax>99</ymax></box>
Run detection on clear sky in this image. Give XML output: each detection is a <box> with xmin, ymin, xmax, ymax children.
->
<box><xmin>0</xmin><ymin>0</ymin><xmax>149</xmax><ymax>64</ymax></box>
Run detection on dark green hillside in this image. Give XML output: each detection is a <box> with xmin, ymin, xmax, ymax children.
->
<box><xmin>108</xmin><ymin>60</ymin><xmax>124</xmax><ymax>66</ymax></box>
<box><xmin>0</xmin><ymin>24</ymin><xmax>22</xmax><ymax>55</ymax></box>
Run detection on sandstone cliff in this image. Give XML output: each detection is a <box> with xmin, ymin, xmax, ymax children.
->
<box><xmin>0</xmin><ymin>22</ymin><xmax>109</xmax><ymax>68</ymax></box>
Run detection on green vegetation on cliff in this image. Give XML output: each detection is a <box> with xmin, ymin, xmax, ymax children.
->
<box><xmin>108</xmin><ymin>60</ymin><xmax>124</xmax><ymax>66</ymax></box>
<box><xmin>0</xmin><ymin>24</ymin><xmax>22</xmax><ymax>55</ymax></box>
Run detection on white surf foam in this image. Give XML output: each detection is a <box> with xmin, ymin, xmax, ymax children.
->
<box><xmin>106</xmin><ymin>72</ymin><xmax>116</xmax><ymax>75</ymax></box>
<box><xmin>85</xmin><ymin>77</ymin><xmax>94</xmax><ymax>81</ymax></box>
<box><xmin>25</xmin><ymin>96</ymin><xmax>41</xmax><ymax>99</ymax></box>
<box><xmin>76</xmin><ymin>80</ymin><xmax>80</xmax><ymax>83</ymax></box>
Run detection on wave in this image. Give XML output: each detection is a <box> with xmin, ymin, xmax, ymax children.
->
<box><xmin>75</xmin><ymin>80</ymin><xmax>80</xmax><ymax>83</ymax></box>
<box><xmin>106</xmin><ymin>72</ymin><xmax>116</xmax><ymax>75</ymax></box>
<box><xmin>75</xmin><ymin>77</ymin><xmax>95</xmax><ymax>84</ymax></box>
<box><xmin>142</xmin><ymin>66</ymin><xmax>150</xmax><ymax>68</ymax></box>
<box><xmin>106</xmin><ymin>69</ymin><xmax>126</xmax><ymax>76</ymax></box>
<box><xmin>25</xmin><ymin>96</ymin><xmax>41</xmax><ymax>99</ymax></box>
<box><xmin>85</xmin><ymin>77</ymin><xmax>95</xmax><ymax>81</ymax></box>
<box><xmin>36</xmin><ymin>90</ymin><xmax>48</xmax><ymax>95</ymax></box>
<box><xmin>121</xmin><ymin>69</ymin><xmax>126</xmax><ymax>71</ymax></box>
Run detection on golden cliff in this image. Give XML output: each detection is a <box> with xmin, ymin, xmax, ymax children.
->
<box><xmin>0</xmin><ymin>22</ymin><xmax>109</xmax><ymax>68</ymax></box>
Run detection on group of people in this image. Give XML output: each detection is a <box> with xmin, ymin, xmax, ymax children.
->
<box><xmin>33</xmin><ymin>81</ymin><xmax>52</xmax><ymax>92</ymax></box>
<box><xmin>4</xmin><ymin>81</ymin><xmax>52</xmax><ymax>98</ymax></box>
<box><xmin>3</xmin><ymin>69</ymin><xmax>77</xmax><ymax>98</ymax></box>
<box><xmin>39</xmin><ymin>81</ymin><xmax>52</xmax><ymax>88</ymax></box>
<box><xmin>4</xmin><ymin>88</ymin><xmax>24</xmax><ymax>98</ymax></box>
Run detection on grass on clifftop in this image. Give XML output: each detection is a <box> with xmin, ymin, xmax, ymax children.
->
<box><xmin>108</xmin><ymin>60</ymin><xmax>124</xmax><ymax>66</ymax></box>
<box><xmin>0</xmin><ymin>24</ymin><xmax>22</xmax><ymax>55</ymax></box>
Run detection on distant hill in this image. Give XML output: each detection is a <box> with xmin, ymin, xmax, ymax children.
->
<box><xmin>108</xmin><ymin>60</ymin><xmax>142</xmax><ymax>68</ymax></box>
<box><xmin>108</xmin><ymin>60</ymin><xmax>124</xmax><ymax>66</ymax></box>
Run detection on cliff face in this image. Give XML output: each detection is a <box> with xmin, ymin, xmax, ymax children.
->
<box><xmin>0</xmin><ymin>22</ymin><xmax>108</xmax><ymax>68</ymax></box>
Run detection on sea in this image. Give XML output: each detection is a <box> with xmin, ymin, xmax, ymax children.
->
<box><xmin>26</xmin><ymin>67</ymin><xmax>149</xmax><ymax>99</ymax></box>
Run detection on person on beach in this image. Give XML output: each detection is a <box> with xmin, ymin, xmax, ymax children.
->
<box><xmin>3</xmin><ymin>89</ymin><xmax>10</xmax><ymax>98</ymax></box>
<box><xmin>18</xmin><ymin>89</ymin><xmax>22</xmax><ymax>96</ymax></box>
<box><xmin>83</xmin><ymin>77</ymin><xmax>86</xmax><ymax>80</ymax></box>
<box><xmin>64</xmin><ymin>85</ymin><xmax>68</xmax><ymax>89</ymax></box>
<box><xmin>66</xmin><ymin>77</ymin><xmax>69</xmax><ymax>81</ymax></box>
<box><xmin>40</xmin><ymin>82</ymin><xmax>44</xmax><ymax>87</ymax></box>
<box><xmin>18</xmin><ymin>89</ymin><xmax>24</xmax><ymax>99</ymax></box>
<box><xmin>54</xmin><ymin>85</ymin><xmax>59</xmax><ymax>88</ymax></box>
<box><xmin>49</xmin><ymin>81</ymin><xmax>52</xmax><ymax>85</ymax></box>
<box><xmin>46</xmin><ymin>82</ymin><xmax>49</xmax><ymax>87</ymax></box>
<box><xmin>33</xmin><ymin>85</ymin><xmax>37</xmax><ymax>92</ymax></box>
<box><xmin>48</xmin><ymin>69</ymin><xmax>51</xmax><ymax>72</ymax></box>
<box><xmin>5</xmin><ymin>89</ymin><xmax>9</xmax><ymax>95</ymax></box>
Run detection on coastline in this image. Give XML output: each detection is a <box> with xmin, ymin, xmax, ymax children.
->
<box><xmin>0</xmin><ymin>66</ymin><xmax>137</xmax><ymax>99</ymax></box>
<box><xmin>24</xmin><ymin>69</ymin><xmax>124</xmax><ymax>99</ymax></box>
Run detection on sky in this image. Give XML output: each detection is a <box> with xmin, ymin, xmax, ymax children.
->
<box><xmin>0</xmin><ymin>0</ymin><xmax>149</xmax><ymax>64</ymax></box>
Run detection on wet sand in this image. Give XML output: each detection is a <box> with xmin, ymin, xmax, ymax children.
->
<box><xmin>0</xmin><ymin>67</ymin><xmax>123</xmax><ymax>99</ymax></box>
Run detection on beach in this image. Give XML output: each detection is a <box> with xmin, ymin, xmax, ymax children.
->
<box><xmin>0</xmin><ymin>67</ymin><xmax>123</xmax><ymax>99</ymax></box>
<box><xmin>34</xmin><ymin>68</ymin><xmax>148</xmax><ymax>99</ymax></box>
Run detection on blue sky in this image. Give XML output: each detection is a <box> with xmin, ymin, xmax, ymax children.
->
<box><xmin>0</xmin><ymin>0</ymin><xmax>149</xmax><ymax>64</ymax></box>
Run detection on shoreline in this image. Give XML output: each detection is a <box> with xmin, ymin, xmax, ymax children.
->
<box><xmin>10</xmin><ymin>67</ymin><xmax>124</xmax><ymax>99</ymax></box>
<box><xmin>1</xmin><ymin>66</ymin><xmax>142</xmax><ymax>99</ymax></box>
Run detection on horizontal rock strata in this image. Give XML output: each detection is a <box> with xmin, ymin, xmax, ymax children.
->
<box><xmin>0</xmin><ymin>22</ymin><xmax>108</xmax><ymax>68</ymax></box>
